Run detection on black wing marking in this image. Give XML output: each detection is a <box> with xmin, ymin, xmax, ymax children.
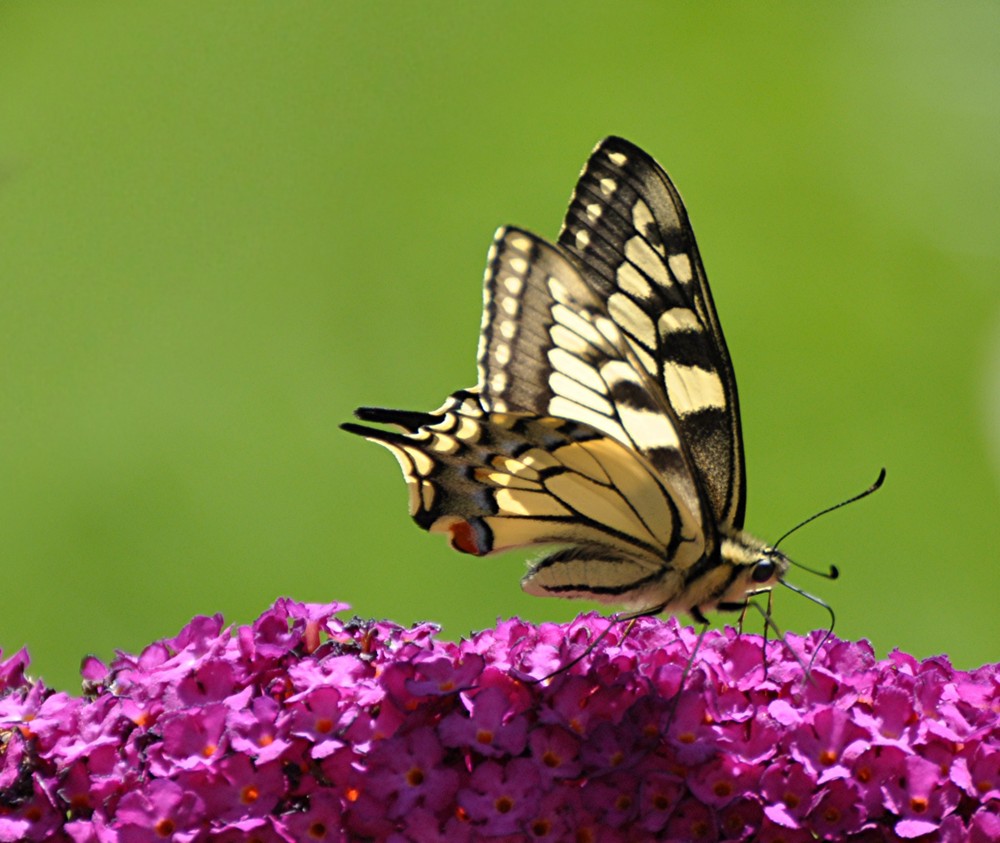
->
<box><xmin>342</xmin><ymin>390</ymin><xmax>707</xmax><ymax>609</ymax></box>
<box><xmin>558</xmin><ymin>136</ymin><xmax>746</xmax><ymax>530</ymax></box>
<box><xmin>476</xmin><ymin>227</ymin><xmax>706</xmax><ymax>533</ymax></box>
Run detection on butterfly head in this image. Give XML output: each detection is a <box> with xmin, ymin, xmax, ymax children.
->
<box><xmin>749</xmin><ymin>550</ymin><xmax>790</xmax><ymax>586</ymax></box>
<box><xmin>715</xmin><ymin>534</ymin><xmax>791</xmax><ymax>610</ymax></box>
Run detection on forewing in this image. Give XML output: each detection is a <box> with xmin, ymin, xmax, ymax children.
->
<box><xmin>558</xmin><ymin>136</ymin><xmax>746</xmax><ymax>530</ymax></box>
<box><xmin>476</xmin><ymin>227</ymin><xmax>704</xmax><ymax>527</ymax></box>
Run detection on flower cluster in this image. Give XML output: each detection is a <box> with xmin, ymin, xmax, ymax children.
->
<box><xmin>0</xmin><ymin>599</ymin><xmax>997</xmax><ymax>841</ymax></box>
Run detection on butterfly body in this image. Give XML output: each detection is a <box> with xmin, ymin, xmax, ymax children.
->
<box><xmin>344</xmin><ymin>137</ymin><xmax>792</xmax><ymax>623</ymax></box>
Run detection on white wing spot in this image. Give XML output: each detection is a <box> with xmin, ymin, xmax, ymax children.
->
<box><xmin>519</xmin><ymin>448</ymin><xmax>561</xmax><ymax>471</ymax></box>
<box><xmin>575</xmin><ymin>228</ymin><xmax>591</xmax><ymax>250</ymax></box>
<box><xmin>659</xmin><ymin>307</ymin><xmax>701</xmax><ymax>334</ymax></box>
<box><xmin>593</xmin><ymin>315</ymin><xmax>623</xmax><ymax>349</ymax></box>
<box><xmin>617</xmin><ymin>404</ymin><xmax>681</xmax><ymax>450</ymax></box>
<box><xmin>549</xmin><ymin>396</ymin><xmax>625</xmax><ymax>442</ymax></box>
<box><xmin>550</xmin><ymin>323</ymin><xmax>592</xmax><ymax>356</ymax></box>
<box><xmin>632</xmin><ymin>201</ymin><xmax>656</xmax><ymax>238</ymax></box>
<box><xmin>420</xmin><ymin>480</ymin><xmax>435</xmax><ymax>511</ymax></box>
<box><xmin>552</xmin><ymin>306</ymin><xmax>615</xmax><ymax>353</ymax></box>
<box><xmin>494</xmin><ymin>342</ymin><xmax>511</xmax><ymax>365</ymax></box>
<box><xmin>495</xmin><ymin>488</ymin><xmax>570</xmax><ymax>517</ymax></box>
<box><xmin>599</xmin><ymin>177</ymin><xmax>617</xmax><ymax>197</ymax></box>
<box><xmin>547</xmin><ymin>276</ymin><xmax>570</xmax><ymax>305</ymax></box>
<box><xmin>501</xmin><ymin>296</ymin><xmax>519</xmax><ymax>317</ymax></box>
<box><xmin>668</xmin><ymin>253</ymin><xmax>694</xmax><ymax>284</ymax></box>
<box><xmin>626</xmin><ymin>337</ymin><xmax>657</xmax><ymax>377</ymax></box>
<box><xmin>548</xmin><ymin>347</ymin><xmax>607</xmax><ymax>394</ymax></box>
<box><xmin>662</xmin><ymin>365</ymin><xmax>727</xmax><ymax>414</ymax></box>
<box><xmin>426</xmin><ymin>415</ymin><xmax>456</xmax><ymax>432</ymax></box>
<box><xmin>608</xmin><ymin>292</ymin><xmax>655</xmax><ymax>347</ymax></box>
<box><xmin>490</xmin><ymin>371</ymin><xmax>508</xmax><ymax>394</ymax></box>
<box><xmin>499</xmin><ymin>319</ymin><xmax>517</xmax><ymax>340</ymax></box>
<box><xmin>509</xmin><ymin>257</ymin><xmax>528</xmax><ymax>275</ymax></box>
<box><xmin>608</xmin><ymin>151</ymin><xmax>627</xmax><ymax>166</ymax></box>
<box><xmin>585</xmin><ymin>203</ymin><xmax>603</xmax><ymax>222</ymax></box>
<box><xmin>599</xmin><ymin>359</ymin><xmax>643</xmax><ymax>391</ymax></box>
<box><xmin>405</xmin><ymin>445</ymin><xmax>434</xmax><ymax>477</ymax></box>
<box><xmin>550</xmin><ymin>371</ymin><xmax>611</xmax><ymax>415</ymax></box>
<box><xmin>503</xmin><ymin>274</ymin><xmax>523</xmax><ymax>295</ymax></box>
<box><xmin>510</xmin><ymin>235</ymin><xmax>532</xmax><ymax>252</ymax></box>
<box><xmin>616</xmin><ymin>262</ymin><xmax>653</xmax><ymax>300</ymax></box>
<box><xmin>625</xmin><ymin>237</ymin><xmax>670</xmax><ymax>287</ymax></box>
<box><xmin>429</xmin><ymin>432</ymin><xmax>459</xmax><ymax>455</ymax></box>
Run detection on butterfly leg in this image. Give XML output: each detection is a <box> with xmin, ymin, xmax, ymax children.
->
<box><xmin>525</xmin><ymin>611</ymin><xmax>632</xmax><ymax>685</ymax></box>
<box><xmin>664</xmin><ymin>620</ymin><xmax>710</xmax><ymax>732</ymax></box>
<box><xmin>736</xmin><ymin>601</ymin><xmax>749</xmax><ymax>635</ymax></box>
<box><xmin>740</xmin><ymin>597</ymin><xmax>818</xmax><ymax>684</ymax></box>
<box><xmin>761</xmin><ymin>590</ymin><xmax>774</xmax><ymax>678</ymax></box>
<box><xmin>689</xmin><ymin>606</ymin><xmax>711</xmax><ymax>626</ymax></box>
<box><xmin>527</xmin><ymin>599</ymin><xmax>675</xmax><ymax>685</ymax></box>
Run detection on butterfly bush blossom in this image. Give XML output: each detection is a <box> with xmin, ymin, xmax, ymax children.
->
<box><xmin>0</xmin><ymin>600</ymin><xmax>997</xmax><ymax>841</ymax></box>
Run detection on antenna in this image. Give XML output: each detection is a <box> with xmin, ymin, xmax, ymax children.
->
<box><xmin>774</xmin><ymin>468</ymin><xmax>886</xmax><ymax>553</ymax></box>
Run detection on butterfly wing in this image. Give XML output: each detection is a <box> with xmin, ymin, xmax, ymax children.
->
<box><xmin>342</xmin><ymin>138</ymin><xmax>758</xmax><ymax>614</ymax></box>
<box><xmin>558</xmin><ymin>137</ymin><xmax>746</xmax><ymax>531</ymax></box>
<box><xmin>476</xmin><ymin>227</ymin><xmax>705</xmax><ymax>532</ymax></box>
<box><xmin>342</xmin><ymin>390</ymin><xmax>706</xmax><ymax>609</ymax></box>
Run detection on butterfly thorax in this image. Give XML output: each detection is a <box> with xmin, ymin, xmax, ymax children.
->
<box><xmin>593</xmin><ymin>529</ymin><xmax>791</xmax><ymax>620</ymax></box>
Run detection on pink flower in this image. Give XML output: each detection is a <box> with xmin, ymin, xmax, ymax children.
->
<box><xmin>456</xmin><ymin>758</ymin><xmax>542</xmax><ymax>835</ymax></box>
<box><xmin>363</xmin><ymin>726</ymin><xmax>460</xmax><ymax>817</ymax></box>
<box><xmin>438</xmin><ymin>686</ymin><xmax>528</xmax><ymax>758</ymax></box>
<box><xmin>0</xmin><ymin>600</ymin><xmax>995</xmax><ymax>839</ymax></box>
<box><xmin>884</xmin><ymin>753</ymin><xmax>961</xmax><ymax>837</ymax></box>
<box><xmin>115</xmin><ymin>778</ymin><xmax>205</xmax><ymax>842</ymax></box>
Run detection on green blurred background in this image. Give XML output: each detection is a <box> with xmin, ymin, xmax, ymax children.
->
<box><xmin>1</xmin><ymin>3</ymin><xmax>997</xmax><ymax>691</ymax></box>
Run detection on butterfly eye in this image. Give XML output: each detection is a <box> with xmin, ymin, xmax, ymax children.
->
<box><xmin>751</xmin><ymin>559</ymin><xmax>777</xmax><ymax>584</ymax></box>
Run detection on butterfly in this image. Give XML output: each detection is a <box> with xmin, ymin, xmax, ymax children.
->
<box><xmin>342</xmin><ymin>137</ymin><xmax>794</xmax><ymax>625</ymax></box>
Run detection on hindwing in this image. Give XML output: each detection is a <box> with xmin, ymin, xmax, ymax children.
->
<box><xmin>342</xmin><ymin>390</ymin><xmax>706</xmax><ymax>609</ymax></box>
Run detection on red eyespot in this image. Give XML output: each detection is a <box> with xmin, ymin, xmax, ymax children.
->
<box><xmin>449</xmin><ymin>519</ymin><xmax>484</xmax><ymax>555</ymax></box>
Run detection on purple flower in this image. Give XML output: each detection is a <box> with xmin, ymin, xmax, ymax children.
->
<box><xmin>953</xmin><ymin>743</ymin><xmax>1000</xmax><ymax>801</ymax></box>
<box><xmin>0</xmin><ymin>601</ymin><xmax>995</xmax><ymax>839</ymax></box>
<box><xmin>636</xmin><ymin>769</ymin><xmax>685</xmax><ymax>832</ymax></box>
<box><xmin>806</xmin><ymin>777</ymin><xmax>864</xmax><ymax>838</ymax></box>
<box><xmin>364</xmin><ymin>726</ymin><xmax>460</xmax><ymax>818</ymax></box>
<box><xmin>760</xmin><ymin>760</ymin><xmax>818</xmax><ymax>829</ymax></box>
<box><xmin>788</xmin><ymin>706</ymin><xmax>871</xmax><ymax>782</ymax></box>
<box><xmin>456</xmin><ymin>758</ymin><xmax>542</xmax><ymax>835</ymax></box>
<box><xmin>197</xmin><ymin>754</ymin><xmax>283</xmax><ymax>823</ymax></box>
<box><xmin>115</xmin><ymin>778</ymin><xmax>205</xmax><ymax>841</ymax></box>
<box><xmin>884</xmin><ymin>752</ymin><xmax>961</xmax><ymax>837</ymax></box>
<box><xmin>438</xmin><ymin>686</ymin><xmax>528</xmax><ymax>758</ymax></box>
<box><xmin>287</xmin><ymin>687</ymin><xmax>346</xmax><ymax>758</ymax></box>
<box><xmin>663</xmin><ymin>795</ymin><xmax>718</xmax><ymax>840</ymax></box>
<box><xmin>526</xmin><ymin>725</ymin><xmax>582</xmax><ymax>780</ymax></box>
<box><xmin>405</xmin><ymin>653</ymin><xmax>485</xmax><ymax>696</ymax></box>
<box><xmin>147</xmin><ymin>703</ymin><xmax>229</xmax><ymax>774</ymax></box>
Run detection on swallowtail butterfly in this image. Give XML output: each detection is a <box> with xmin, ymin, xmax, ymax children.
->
<box><xmin>343</xmin><ymin>137</ymin><xmax>794</xmax><ymax>625</ymax></box>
